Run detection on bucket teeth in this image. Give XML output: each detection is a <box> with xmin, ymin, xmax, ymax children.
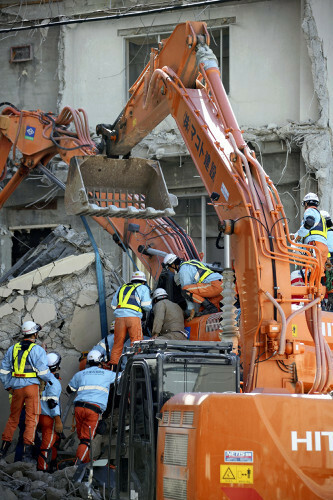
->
<box><xmin>64</xmin><ymin>156</ymin><xmax>177</xmax><ymax>219</ymax></box>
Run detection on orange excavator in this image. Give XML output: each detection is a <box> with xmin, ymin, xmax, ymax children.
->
<box><xmin>1</xmin><ymin>21</ymin><xmax>333</xmax><ymax>499</ymax></box>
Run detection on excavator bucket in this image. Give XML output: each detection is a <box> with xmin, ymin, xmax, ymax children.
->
<box><xmin>64</xmin><ymin>156</ymin><xmax>177</xmax><ymax>219</ymax></box>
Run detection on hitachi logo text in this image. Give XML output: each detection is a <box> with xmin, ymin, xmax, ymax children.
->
<box><xmin>291</xmin><ymin>431</ymin><xmax>333</xmax><ymax>451</ymax></box>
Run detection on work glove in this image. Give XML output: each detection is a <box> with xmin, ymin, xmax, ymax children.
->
<box><xmin>188</xmin><ymin>309</ymin><xmax>195</xmax><ymax>321</ymax></box>
<box><xmin>54</xmin><ymin>415</ymin><xmax>63</xmax><ymax>434</ymax></box>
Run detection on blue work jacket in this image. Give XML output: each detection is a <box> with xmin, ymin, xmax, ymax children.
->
<box><xmin>67</xmin><ymin>366</ymin><xmax>116</xmax><ymax>412</ymax></box>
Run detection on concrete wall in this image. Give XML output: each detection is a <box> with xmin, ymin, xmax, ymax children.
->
<box><xmin>0</xmin><ymin>27</ymin><xmax>60</xmax><ymax>112</ymax></box>
<box><xmin>58</xmin><ymin>0</ymin><xmax>318</xmax><ymax>130</ymax></box>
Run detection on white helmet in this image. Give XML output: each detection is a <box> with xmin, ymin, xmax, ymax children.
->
<box><xmin>302</xmin><ymin>192</ymin><xmax>319</xmax><ymax>207</ymax></box>
<box><xmin>110</xmin><ymin>320</ymin><xmax>115</xmax><ymax>333</ymax></box>
<box><xmin>87</xmin><ymin>349</ymin><xmax>103</xmax><ymax>365</ymax></box>
<box><xmin>47</xmin><ymin>352</ymin><xmax>61</xmax><ymax>371</ymax></box>
<box><xmin>152</xmin><ymin>288</ymin><xmax>168</xmax><ymax>301</ymax></box>
<box><xmin>163</xmin><ymin>253</ymin><xmax>178</xmax><ymax>266</ymax></box>
<box><xmin>131</xmin><ymin>271</ymin><xmax>147</xmax><ymax>282</ymax></box>
<box><xmin>320</xmin><ymin>210</ymin><xmax>331</xmax><ymax>219</ymax></box>
<box><xmin>21</xmin><ymin>321</ymin><xmax>41</xmax><ymax>336</ymax></box>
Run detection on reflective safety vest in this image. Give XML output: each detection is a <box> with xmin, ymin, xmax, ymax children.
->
<box><xmin>117</xmin><ymin>283</ymin><xmax>142</xmax><ymax>312</ymax></box>
<box><xmin>304</xmin><ymin>211</ymin><xmax>328</xmax><ymax>241</ymax></box>
<box><xmin>180</xmin><ymin>260</ymin><xmax>213</xmax><ymax>283</ymax></box>
<box><xmin>12</xmin><ymin>341</ymin><xmax>37</xmax><ymax>378</ymax></box>
<box><xmin>328</xmin><ymin>228</ymin><xmax>333</xmax><ymax>258</ymax></box>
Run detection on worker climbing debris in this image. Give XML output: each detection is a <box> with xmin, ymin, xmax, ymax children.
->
<box><xmin>66</xmin><ymin>349</ymin><xmax>115</xmax><ymax>466</ymax></box>
<box><xmin>110</xmin><ymin>270</ymin><xmax>152</xmax><ymax>369</ymax></box>
<box><xmin>37</xmin><ymin>351</ymin><xmax>63</xmax><ymax>472</ymax></box>
<box><xmin>0</xmin><ymin>321</ymin><xmax>52</xmax><ymax>463</ymax></box>
<box><xmin>151</xmin><ymin>288</ymin><xmax>187</xmax><ymax>340</ymax></box>
<box><xmin>163</xmin><ymin>254</ymin><xmax>222</xmax><ymax>320</ymax></box>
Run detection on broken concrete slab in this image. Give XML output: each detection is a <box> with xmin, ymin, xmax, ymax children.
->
<box><xmin>26</xmin><ymin>296</ymin><xmax>38</xmax><ymax>312</ymax></box>
<box><xmin>11</xmin><ymin>296</ymin><xmax>24</xmax><ymax>311</ymax></box>
<box><xmin>32</xmin><ymin>301</ymin><xmax>57</xmax><ymax>326</ymax></box>
<box><xmin>0</xmin><ymin>303</ymin><xmax>13</xmax><ymax>318</ymax></box>
<box><xmin>76</xmin><ymin>287</ymin><xmax>99</xmax><ymax>307</ymax></box>
<box><xmin>0</xmin><ymin>226</ymin><xmax>121</xmax><ymax>435</ymax></box>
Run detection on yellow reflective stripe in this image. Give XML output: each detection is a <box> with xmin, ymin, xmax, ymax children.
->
<box><xmin>68</xmin><ymin>384</ymin><xmax>76</xmax><ymax>392</ymax></box>
<box><xmin>77</xmin><ymin>385</ymin><xmax>109</xmax><ymax>394</ymax></box>
<box><xmin>12</xmin><ymin>342</ymin><xmax>37</xmax><ymax>378</ymax></box>
<box><xmin>198</xmin><ymin>270</ymin><xmax>212</xmax><ymax>283</ymax></box>
<box><xmin>118</xmin><ymin>283</ymin><xmax>141</xmax><ymax>312</ymax></box>
<box><xmin>181</xmin><ymin>260</ymin><xmax>213</xmax><ymax>283</ymax></box>
<box><xmin>305</xmin><ymin>215</ymin><xmax>328</xmax><ymax>239</ymax></box>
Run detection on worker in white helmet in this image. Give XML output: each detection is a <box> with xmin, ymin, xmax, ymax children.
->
<box><xmin>163</xmin><ymin>254</ymin><xmax>222</xmax><ymax>321</ymax></box>
<box><xmin>292</xmin><ymin>193</ymin><xmax>328</xmax><ymax>274</ymax></box>
<box><xmin>0</xmin><ymin>321</ymin><xmax>52</xmax><ymax>462</ymax></box>
<box><xmin>151</xmin><ymin>288</ymin><xmax>187</xmax><ymax>340</ymax></box>
<box><xmin>110</xmin><ymin>271</ymin><xmax>152</xmax><ymax>368</ymax></box>
<box><xmin>66</xmin><ymin>349</ymin><xmax>116</xmax><ymax>465</ymax></box>
<box><xmin>37</xmin><ymin>352</ymin><xmax>63</xmax><ymax>472</ymax></box>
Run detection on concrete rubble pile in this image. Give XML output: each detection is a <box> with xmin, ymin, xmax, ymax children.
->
<box><xmin>0</xmin><ymin>460</ymin><xmax>103</xmax><ymax>499</ymax></box>
<box><xmin>0</xmin><ymin>224</ymin><xmax>122</xmax><ymax>480</ymax></box>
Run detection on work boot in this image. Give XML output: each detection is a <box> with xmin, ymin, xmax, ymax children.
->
<box><xmin>0</xmin><ymin>441</ymin><xmax>11</xmax><ymax>459</ymax></box>
<box><xmin>197</xmin><ymin>299</ymin><xmax>219</xmax><ymax>316</ymax></box>
<box><xmin>22</xmin><ymin>444</ymin><xmax>36</xmax><ymax>464</ymax></box>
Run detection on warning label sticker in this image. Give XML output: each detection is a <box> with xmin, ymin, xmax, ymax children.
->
<box><xmin>220</xmin><ymin>465</ymin><xmax>253</xmax><ymax>484</ymax></box>
<box><xmin>224</xmin><ymin>450</ymin><xmax>253</xmax><ymax>463</ymax></box>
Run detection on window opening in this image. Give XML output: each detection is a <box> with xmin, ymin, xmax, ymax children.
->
<box><xmin>126</xmin><ymin>26</ymin><xmax>230</xmax><ymax>94</ymax></box>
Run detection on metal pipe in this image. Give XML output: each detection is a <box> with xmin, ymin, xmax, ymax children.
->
<box><xmin>224</xmin><ymin>234</ymin><xmax>231</xmax><ymax>269</ymax></box>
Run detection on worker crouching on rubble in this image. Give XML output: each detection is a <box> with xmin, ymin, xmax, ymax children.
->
<box><xmin>37</xmin><ymin>352</ymin><xmax>63</xmax><ymax>472</ymax></box>
<box><xmin>163</xmin><ymin>254</ymin><xmax>222</xmax><ymax>320</ymax></box>
<box><xmin>110</xmin><ymin>270</ymin><xmax>152</xmax><ymax>369</ymax></box>
<box><xmin>0</xmin><ymin>321</ymin><xmax>53</xmax><ymax>462</ymax></box>
<box><xmin>151</xmin><ymin>288</ymin><xmax>187</xmax><ymax>340</ymax></box>
<box><xmin>66</xmin><ymin>349</ymin><xmax>116</xmax><ymax>465</ymax></box>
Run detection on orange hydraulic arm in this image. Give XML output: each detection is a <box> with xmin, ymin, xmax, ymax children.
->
<box><xmin>99</xmin><ymin>21</ymin><xmax>333</xmax><ymax>394</ymax></box>
<box><xmin>0</xmin><ymin>104</ymin><xmax>97</xmax><ymax>208</ymax></box>
<box><xmin>0</xmin><ymin>103</ymin><xmax>198</xmax><ymax>276</ymax></box>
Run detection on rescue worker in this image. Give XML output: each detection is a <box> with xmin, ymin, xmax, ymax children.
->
<box><xmin>0</xmin><ymin>321</ymin><xmax>52</xmax><ymax>462</ymax></box>
<box><xmin>92</xmin><ymin>321</ymin><xmax>117</xmax><ymax>362</ymax></box>
<box><xmin>151</xmin><ymin>288</ymin><xmax>187</xmax><ymax>340</ymax></box>
<box><xmin>66</xmin><ymin>349</ymin><xmax>116</xmax><ymax>464</ymax></box>
<box><xmin>320</xmin><ymin>211</ymin><xmax>333</xmax><ymax>259</ymax></box>
<box><xmin>37</xmin><ymin>352</ymin><xmax>63</xmax><ymax>472</ymax></box>
<box><xmin>110</xmin><ymin>271</ymin><xmax>152</xmax><ymax>367</ymax></box>
<box><xmin>292</xmin><ymin>193</ymin><xmax>328</xmax><ymax>274</ymax></box>
<box><xmin>163</xmin><ymin>254</ymin><xmax>222</xmax><ymax>320</ymax></box>
<box><xmin>320</xmin><ymin>211</ymin><xmax>333</xmax><ymax>308</ymax></box>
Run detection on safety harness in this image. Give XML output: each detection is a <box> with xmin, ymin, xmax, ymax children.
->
<box><xmin>117</xmin><ymin>283</ymin><xmax>142</xmax><ymax>312</ymax></box>
<box><xmin>180</xmin><ymin>260</ymin><xmax>213</xmax><ymax>283</ymax></box>
<box><xmin>12</xmin><ymin>341</ymin><xmax>37</xmax><ymax>378</ymax></box>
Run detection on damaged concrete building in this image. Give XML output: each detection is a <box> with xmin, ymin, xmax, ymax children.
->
<box><xmin>0</xmin><ymin>0</ymin><xmax>331</xmax><ymax>488</ymax></box>
<box><xmin>0</xmin><ymin>0</ymin><xmax>332</xmax><ymax>271</ymax></box>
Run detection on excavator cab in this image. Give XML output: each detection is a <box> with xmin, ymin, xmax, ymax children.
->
<box><xmin>108</xmin><ymin>340</ymin><xmax>238</xmax><ymax>500</ymax></box>
<box><xmin>64</xmin><ymin>156</ymin><xmax>178</xmax><ymax>219</ymax></box>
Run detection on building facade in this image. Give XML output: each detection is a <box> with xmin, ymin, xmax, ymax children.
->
<box><xmin>0</xmin><ymin>0</ymin><xmax>332</xmax><ymax>276</ymax></box>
